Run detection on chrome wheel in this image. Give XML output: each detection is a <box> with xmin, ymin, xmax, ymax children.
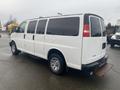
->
<box><xmin>49</xmin><ymin>53</ymin><xmax>66</xmax><ymax>75</ymax></box>
<box><xmin>11</xmin><ymin>42</ymin><xmax>20</xmax><ymax>55</ymax></box>
<box><xmin>50</xmin><ymin>57</ymin><xmax>60</xmax><ymax>72</ymax></box>
<box><xmin>11</xmin><ymin>44</ymin><xmax>16</xmax><ymax>53</ymax></box>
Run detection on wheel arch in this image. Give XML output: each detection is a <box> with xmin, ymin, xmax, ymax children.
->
<box><xmin>47</xmin><ymin>49</ymin><xmax>67</xmax><ymax>65</ymax></box>
<box><xmin>9</xmin><ymin>40</ymin><xmax>15</xmax><ymax>46</ymax></box>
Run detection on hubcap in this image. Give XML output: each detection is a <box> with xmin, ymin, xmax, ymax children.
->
<box><xmin>11</xmin><ymin>44</ymin><xmax>16</xmax><ymax>53</ymax></box>
<box><xmin>50</xmin><ymin>57</ymin><xmax>60</xmax><ymax>72</ymax></box>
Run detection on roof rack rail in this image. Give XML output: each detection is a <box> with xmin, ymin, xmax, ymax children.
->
<box><xmin>38</xmin><ymin>13</ymin><xmax>83</xmax><ymax>19</ymax></box>
<box><xmin>28</xmin><ymin>13</ymin><xmax>83</xmax><ymax>21</ymax></box>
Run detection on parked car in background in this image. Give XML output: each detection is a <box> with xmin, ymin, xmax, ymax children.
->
<box><xmin>110</xmin><ymin>27</ymin><xmax>120</xmax><ymax>47</ymax></box>
<box><xmin>107</xmin><ymin>34</ymin><xmax>113</xmax><ymax>44</ymax></box>
<box><xmin>9</xmin><ymin>13</ymin><xmax>111</xmax><ymax>76</ymax></box>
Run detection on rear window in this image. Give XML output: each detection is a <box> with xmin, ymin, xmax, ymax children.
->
<box><xmin>90</xmin><ymin>17</ymin><xmax>101</xmax><ymax>37</ymax></box>
<box><xmin>47</xmin><ymin>17</ymin><xmax>79</xmax><ymax>36</ymax></box>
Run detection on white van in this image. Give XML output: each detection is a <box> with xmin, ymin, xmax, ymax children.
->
<box><xmin>10</xmin><ymin>13</ymin><xmax>109</xmax><ymax>75</ymax></box>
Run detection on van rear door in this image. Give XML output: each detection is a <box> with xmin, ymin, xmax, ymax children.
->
<box><xmin>82</xmin><ymin>14</ymin><xmax>106</xmax><ymax>64</ymax></box>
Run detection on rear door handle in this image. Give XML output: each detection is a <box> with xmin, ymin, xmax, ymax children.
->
<box><xmin>102</xmin><ymin>43</ymin><xmax>106</xmax><ymax>49</ymax></box>
<box><xmin>33</xmin><ymin>35</ymin><xmax>35</xmax><ymax>40</ymax></box>
<box><xmin>24</xmin><ymin>34</ymin><xmax>26</xmax><ymax>39</ymax></box>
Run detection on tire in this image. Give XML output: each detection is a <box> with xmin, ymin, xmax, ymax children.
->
<box><xmin>48</xmin><ymin>53</ymin><xmax>66</xmax><ymax>75</ymax></box>
<box><xmin>110</xmin><ymin>44</ymin><xmax>115</xmax><ymax>48</ymax></box>
<box><xmin>11</xmin><ymin>42</ymin><xmax>20</xmax><ymax>55</ymax></box>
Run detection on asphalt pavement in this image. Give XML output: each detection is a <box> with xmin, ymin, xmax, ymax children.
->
<box><xmin>0</xmin><ymin>33</ymin><xmax>120</xmax><ymax>90</ymax></box>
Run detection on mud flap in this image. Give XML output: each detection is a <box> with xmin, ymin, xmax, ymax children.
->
<box><xmin>94</xmin><ymin>63</ymin><xmax>113</xmax><ymax>77</ymax></box>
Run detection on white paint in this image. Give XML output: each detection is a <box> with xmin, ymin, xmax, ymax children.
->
<box><xmin>10</xmin><ymin>14</ymin><xmax>107</xmax><ymax>70</ymax></box>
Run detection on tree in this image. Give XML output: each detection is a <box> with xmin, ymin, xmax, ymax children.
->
<box><xmin>106</xmin><ymin>23</ymin><xmax>117</xmax><ymax>35</ymax></box>
<box><xmin>4</xmin><ymin>16</ymin><xmax>19</xmax><ymax>33</ymax></box>
<box><xmin>107</xmin><ymin>23</ymin><xmax>112</xmax><ymax>28</ymax></box>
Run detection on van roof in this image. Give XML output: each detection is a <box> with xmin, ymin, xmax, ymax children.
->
<box><xmin>27</xmin><ymin>13</ymin><xmax>103</xmax><ymax>21</ymax></box>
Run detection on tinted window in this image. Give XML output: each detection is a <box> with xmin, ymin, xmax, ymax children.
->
<box><xmin>101</xmin><ymin>20</ymin><xmax>106</xmax><ymax>36</ymax></box>
<box><xmin>90</xmin><ymin>17</ymin><xmax>101</xmax><ymax>37</ymax></box>
<box><xmin>27</xmin><ymin>20</ymin><xmax>37</xmax><ymax>33</ymax></box>
<box><xmin>17</xmin><ymin>22</ymin><xmax>26</xmax><ymax>33</ymax></box>
<box><xmin>36</xmin><ymin>20</ymin><xmax>47</xmax><ymax>34</ymax></box>
<box><xmin>47</xmin><ymin>17</ymin><xmax>79</xmax><ymax>36</ymax></box>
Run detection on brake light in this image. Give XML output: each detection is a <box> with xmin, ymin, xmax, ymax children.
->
<box><xmin>83</xmin><ymin>24</ymin><xmax>90</xmax><ymax>37</ymax></box>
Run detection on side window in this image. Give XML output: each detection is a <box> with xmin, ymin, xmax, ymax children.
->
<box><xmin>90</xmin><ymin>17</ymin><xmax>101</xmax><ymax>37</ymax></box>
<box><xmin>47</xmin><ymin>17</ymin><xmax>79</xmax><ymax>36</ymax></box>
<box><xmin>17</xmin><ymin>22</ymin><xmax>27</xmax><ymax>33</ymax></box>
<box><xmin>36</xmin><ymin>20</ymin><xmax>47</xmax><ymax>34</ymax></box>
<box><xmin>27</xmin><ymin>20</ymin><xmax>37</xmax><ymax>33</ymax></box>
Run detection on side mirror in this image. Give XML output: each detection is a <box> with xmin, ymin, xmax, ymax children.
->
<box><xmin>15</xmin><ymin>27</ymin><xmax>20</xmax><ymax>33</ymax></box>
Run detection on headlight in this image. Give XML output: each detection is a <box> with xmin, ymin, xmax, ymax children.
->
<box><xmin>111</xmin><ymin>35</ymin><xmax>116</xmax><ymax>39</ymax></box>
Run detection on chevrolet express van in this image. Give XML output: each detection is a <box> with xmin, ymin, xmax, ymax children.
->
<box><xmin>10</xmin><ymin>13</ymin><xmax>109</xmax><ymax>75</ymax></box>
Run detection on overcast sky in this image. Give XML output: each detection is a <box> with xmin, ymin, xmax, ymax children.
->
<box><xmin>0</xmin><ymin>0</ymin><xmax>120</xmax><ymax>25</ymax></box>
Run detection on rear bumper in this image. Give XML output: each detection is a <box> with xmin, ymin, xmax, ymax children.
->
<box><xmin>82</xmin><ymin>55</ymin><xmax>108</xmax><ymax>71</ymax></box>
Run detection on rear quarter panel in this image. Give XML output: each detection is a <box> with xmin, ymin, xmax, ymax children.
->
<box><xmin>44</xmin><ymin>15</ymin><xmax>84</xmax><ymax>70</ymax></box>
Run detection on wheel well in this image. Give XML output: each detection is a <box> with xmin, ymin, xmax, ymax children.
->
<box><xmin>10</xmin><ymin>40</ymin><xmax>15</xmax><ymax>46</ymax></box>
<box><xmin>48</xmin><ymin>49</ymin><xmax>66</xmax><ymax>64</ymax></box>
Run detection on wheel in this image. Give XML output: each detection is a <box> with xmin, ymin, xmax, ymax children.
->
<box><xmin>110</xmin><ymin>44</ymin><xmax>115</xmax><ymax>48</ymax></box>
<box><xmin>48</xmin><ymin>53</ymin><xmax>66</xmax><ymax>75</ymax></box>
<box><xmin>11</xmin><ymin>42</ymin><xmax>20</xmax><ymax>55</ymax></box>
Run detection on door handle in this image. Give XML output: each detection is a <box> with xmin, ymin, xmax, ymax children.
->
<box><xmin>33</xmin><ymin>35</ymin><xmax>35</xmax><ymax>40</ymax></box>
<box><xmin>102</xmin><ymin>43</ymin><xmax>106</xmax><ymax>49</ymax></box>
<box><xmin>24</xmin><ymin>34</ymin><xmax>26</xmax><ymax>39</ymax></box>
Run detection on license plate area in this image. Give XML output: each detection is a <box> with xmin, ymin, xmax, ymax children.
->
<box><xmin>94</xmin><ymin>63</ymin><xmax>113</xmax><ymax>77</ymax></box>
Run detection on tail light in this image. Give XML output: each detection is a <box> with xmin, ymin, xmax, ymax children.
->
<box><xmin>83</xmin><ymin>24</ymin><xmax>90</xmax><ymax>37</ymax></box>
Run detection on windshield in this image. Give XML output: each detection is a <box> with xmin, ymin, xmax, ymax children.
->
<box><xmin>116</xmin><ymin>27</ymin><xmax>120</xmax><ymax>33</ymax></box>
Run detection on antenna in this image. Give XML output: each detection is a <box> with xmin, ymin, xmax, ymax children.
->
<box><xmin>39</xmin><ymin>16</ymin><xmax>44</xmax><ymax>18</ymax></box>
<box><xmin>57</xmin><ymin>12</ymin><xmax>63</xmax><ymax>16</ymax></box>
